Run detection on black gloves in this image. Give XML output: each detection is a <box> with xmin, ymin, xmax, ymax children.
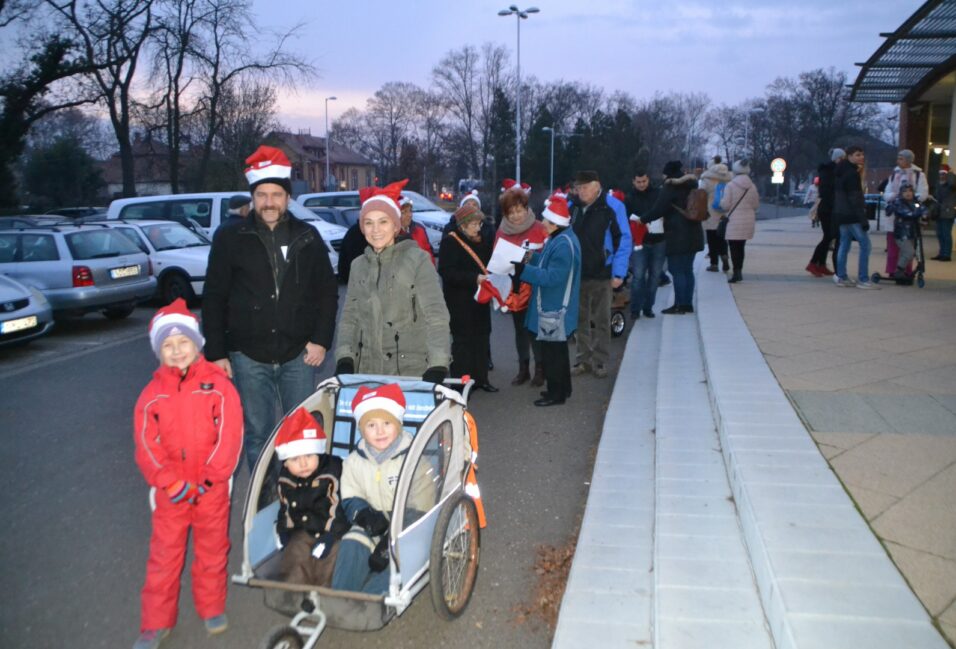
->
<box><xmin>353</xmin><ymin>507</ymin><xmax>389</xmax><ymax>537</ymax></box>
<box><xmin>368</xmin><ymin>534</ymin><xmax>390</xmax><ymax>572</ymax></box>
<box><xmin>335</xmin><ymin>357</ymin><xmax>355</xmax><ymax>375</ymax></box>
<box><xmin>422</xmin><ymin>366</ymin><xmax>447</xmax><ymax>384</ymax></box>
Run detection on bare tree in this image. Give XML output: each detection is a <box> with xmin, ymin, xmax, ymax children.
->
<box><xmin>47</xmin><ymin>0</ymin><xmax>156</xmax><ymax>197</ymax></box>
<box><xmin>432</xmin><ymin>45</ymin><xmax>480</xmax><ymax>176</ymax></box>
<box><xmin>411</xmin><ymin>88</ymin><xmax>448</xmax><ymax>194</ymax></box>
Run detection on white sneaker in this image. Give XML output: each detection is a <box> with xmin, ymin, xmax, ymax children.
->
<box><xmin>856</xmin><ymin>281</ymin><xmax>880</xmax><ymax>290</ymax></box>
<box><xmin>833</xmin><ymin>276</ymin><xmax>854</xmax><ymax>287</ymax></box>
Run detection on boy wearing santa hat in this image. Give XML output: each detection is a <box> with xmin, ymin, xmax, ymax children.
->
<box><xmin>132</xmin><ymin>299</ymin><xmax>243</xmax><ymax>649</ymax></box>
<box><xmin>273</xmin><ymin>407</ymin><xmax>349</xmax><ymax>587</ymax></box>
<box><xmin>330</xmin><ymin>384</ymin><xmax>435</xmax><ymax>593</ymax></box>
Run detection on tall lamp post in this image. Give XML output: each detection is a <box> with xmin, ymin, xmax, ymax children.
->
<box><xmin>325</xmin><ymin>95</ymin><xmax>337</xmax><ymax>191</ymax></box>
<box><xmin>498</xmin><ymin>5</ymin><xmax>539</xmax><ymax>185</ymax></box>
<box><xmin>542</xmin><ymin>126</ymin><xmax>555</xmax><ymax>194</ymax></box>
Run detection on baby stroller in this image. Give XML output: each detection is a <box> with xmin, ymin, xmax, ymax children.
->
<box><xmin>871</xmin><ymin>216</ymin><xmax>927</xmax><ymax>288</ymax></box>
<box><xmin>232</xmin><ymin>374</ymin><xmax>485</xmax><ymax>649</ymax></box>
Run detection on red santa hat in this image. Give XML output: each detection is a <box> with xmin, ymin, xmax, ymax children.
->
<box><xmin>359</xmin><ymin>179</ymin><xmax>409</xmax><ymax>232</ymax></box>
<box><xmin>523</xmin><ymin>225</ymin><xmax>547</xmax><ymax>250</ymax></box>
<box><xmin>610</xmin><ymin>189</ymin><xmax>626</xmax><ymax>202</ymax></box>
<box><xmin>245</xmin><ymin>145</ymin><xmax>293</xmax><ymax>194</ymax></box>
<box><xmin>351</xmin><ymin>383</ymin><xmax>406</xmax><ymax>429</ymax></box>
<box><xmin>501</xmin><ymin>178</ymin><xmax>532</xmax><ymax>195</ymax></box>
<box><xmin>148</xmin><ymin>298</ymin><xmax>204</xmax><ymax>358</ymax></box>
<box><xmin>459</xmin><ymin>189</ymin><xmax>481</xmax><ymax>209</ymax></box>
<box><xmin>399</xmin><ymin>194</ymin><xmax>413</xmax><ymax>208</ymax></box>
<box><xmin>474</xmin><ymin>278</ymin><xmax>505</xmax><ymax>311</ymax></box>
<box><xmin>542</xmin><ymin>193</ymin><xmax>571</xmax><ymax>227</ymax></box>
<box><xmin>274</xmin><ymin>407</ymin><xmax>327</xmax><ymax>460</ymax></box>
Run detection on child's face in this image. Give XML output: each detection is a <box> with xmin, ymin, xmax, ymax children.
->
<box><xmin>159</xmin><ymin>334</ymin><xmax>199</xmax><ymax>371</ymax></box>
<box><xmin>362</xmin><ymin>417</ymin><xmax>400</xmax><ymax>452</ymax></box>
<box><xmin>902</xmin><ymin>187</ymin><xmax>915</xmax><ymax>201</ymax></box>
<box><xmin>284</xmin><ymin>454</ymin><xmax>319</xmax><ymax>478</ymax></box>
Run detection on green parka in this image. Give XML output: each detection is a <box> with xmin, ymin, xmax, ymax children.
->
<box><xmin>335</xmin><ymin>239</ymin><xmax>450</xmax><ymax>376</ymax></box>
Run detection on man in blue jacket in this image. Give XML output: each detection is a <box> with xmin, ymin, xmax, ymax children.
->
<box><xmin>569</xmin><ymin>170</ymin><xmax>631</xmax><ymax>378</ymax></box>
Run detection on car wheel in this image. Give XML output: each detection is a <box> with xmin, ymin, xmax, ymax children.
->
<box><xmin>161</xmin><ymin>272</ymin><xmax>195</xmax><ymax>305</ymax></box>
<box><xmin>103</xmin><ymin>306</ymin><xmax>135</xmax><ymax>320</ymax></box>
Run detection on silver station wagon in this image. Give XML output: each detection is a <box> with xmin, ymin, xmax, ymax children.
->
<box><xmin>0</xmin><ymin>223</ymin><xmax>156</xmax><ymax>319</ymax></box>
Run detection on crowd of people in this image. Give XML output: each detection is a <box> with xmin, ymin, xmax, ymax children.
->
<box><xmin>136</xmin><ymin>138</ymin><xmax>932</xmax><ymax>648</ymax></box>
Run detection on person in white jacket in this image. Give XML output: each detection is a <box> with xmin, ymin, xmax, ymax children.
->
<box><xmin>719</xmin><ymin>160</ymin><xmax>761</xmax><ymax>283</ymax></box>
<box><xmin>699</xmin><ymin>156</ymin><xmax>733</xmax><ymax>272</ymax></box>
<box><xmin>882</xmin><ymin>149</ymin><xmax>929</xmax><ymax>276</ymax></box>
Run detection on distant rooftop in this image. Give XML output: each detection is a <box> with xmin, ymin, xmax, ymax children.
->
<box><xmin>850</xmin><ymin>0</ymin><xmax>956</xmax><ymax>103</ymax></box>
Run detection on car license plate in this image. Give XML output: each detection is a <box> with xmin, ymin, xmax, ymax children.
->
<box><xmin>110</xmin><ymin>265</ymin><xmax>140</xmax><ymax>279</ymax></box>
<box><xmin>1</xmin><ymin>315</ymin><xmax>37</xmax><ymax>334</ymax></box>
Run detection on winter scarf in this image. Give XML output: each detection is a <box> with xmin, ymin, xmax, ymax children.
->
<box><xmin>498</xmin><ymin>207</ymin><xmax>537</xmax><ymax>237</ymax></box>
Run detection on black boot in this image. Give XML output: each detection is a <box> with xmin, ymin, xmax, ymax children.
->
<box><xmin>530</xmin><ymin>364</ymin><xmax>545</xmax><ymax>387</ymax></box>
<box><xmin>511</xmin><ymin>360</ymin><xmax>530</xmax><ymax>386</ymax></box>
<box><xmin>728</xmin><ymin>270</ymin><xmax>742</xmax><ymax>283</ymax></box>
<box><xmin>721</xmin><ymin>255</ymin><xmax>730</xmax><ymax>271</ymax></box>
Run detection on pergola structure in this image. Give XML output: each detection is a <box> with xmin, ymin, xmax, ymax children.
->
<box><xmin>851</xmin><ymin>0</ymin><xmax>956</xmax><ymax>171</ymax></box>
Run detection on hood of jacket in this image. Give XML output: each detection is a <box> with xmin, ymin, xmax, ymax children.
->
<box><xmin>664</xmin><ymin>173</ymin><xmax>699</xmax><ymax>187</ymax></box>
<box><xmin>700</xmin><ymin>164</ymin><xmax>731</xmax><ymax>183</ymax></box>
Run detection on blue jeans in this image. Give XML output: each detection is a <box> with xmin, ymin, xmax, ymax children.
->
<box><xmin>330</xmin><ymin>537</ymin><xmax>390</xmax><ymax>594</ymax></box>
<box><xmin>937</xmin><ymin>218</ymin><xmax>954</xmax><ymax>258</ymax></box>
<box><xmin>629</xmin><ymin>242</ymin><xmax>666</xmax><ymax>314</ymax></box>
<box><xmin>836</xmin><ymin>223</ymin><xmax>871</xmax><ymax>282</ymax></box>
<box><xmin>229</xmin><ymin>351</ymin><xmax>316</xmax><ymax>471</ymax></box>
<box><xmin>666</xmin><ymin>252</ymin><xmax>696</xmax><ymax>307</ymax></box>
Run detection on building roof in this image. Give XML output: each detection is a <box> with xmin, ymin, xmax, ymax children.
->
<box><xmin>268</xmin><ymin>131</ymin><xmax>375</xmax><ymax>167</ymax></box>
<box><xmin>850</xmin><ymin>0</ymin><xmax>956</xmax><ymax>103</ymax></box>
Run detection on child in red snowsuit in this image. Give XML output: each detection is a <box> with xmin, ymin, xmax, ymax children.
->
<box><xmin>132</xmin><ymin>299</ymin><xmax>243</xmax><ymax>649</ymax></box>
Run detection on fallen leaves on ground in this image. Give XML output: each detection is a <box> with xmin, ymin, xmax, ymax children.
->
<box><xmin>512</xmin><ymin>535</ymin><xmax>578</xmax><ymax>633</ymax></box>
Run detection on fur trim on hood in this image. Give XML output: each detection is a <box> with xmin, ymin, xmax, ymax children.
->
<box><xmin>664</xmin><ymin>173</ymin><xmax>699</xmax><ymax>186</ymax></box>
<box><xmin>700</xmin><ymin>164</ymin><xmax>732</xmax><ymax>183</ymax></box>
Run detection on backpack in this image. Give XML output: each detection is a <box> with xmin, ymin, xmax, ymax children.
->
<box><xmin>711</xmin><ymin>182</ymin><xmax>727</xmax><ymax>211</ymax></box>
<box><xmin>673</xmin><ymin>188</ymin><xmax>710</xmax><ymax>222</ymax></box>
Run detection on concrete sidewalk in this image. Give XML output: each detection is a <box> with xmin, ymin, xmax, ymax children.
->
<box><xmin>553</xmin><ymin>216</ymin><xmax>955</xmax><ymax>648</ymax></box>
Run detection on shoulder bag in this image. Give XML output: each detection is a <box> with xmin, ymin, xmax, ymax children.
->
<box><xmin>536</xmin><ymin>237</ymin><xmax>575</xmax><ymax>342</ymax></box>
<box><xmin>717</xmin><ymin>186</ymin><xmax>750</xmax><ymax>240</ymax></box>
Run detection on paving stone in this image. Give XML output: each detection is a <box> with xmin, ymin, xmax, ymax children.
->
<box><xmin>839</xmin><ymin>483</ymin><xmax>899</xmax><ymax>521</ymax></box>
<box><xmin>830</xmin><ymin>433</ymin><xmax>956</xmax><ymax>498</ymax></box>
<box><xmin>884</xmin><ymin>541</ymin><xmax>956</xmax><ymax>616</ymax></box>
<box><xmin>569</xmin><ymin>565</ymin><xmax>652</xmax><ymax>594</ymax></box>
<box><xmin>808</xmin><ymin>430</ymin><xmax>878</xmax><ymax>451</ymax></box>
<box><xmin>729</xmin><ymin>449</ymin><xmax>827</xmax><ymax>469</ymax></box>
<box><xmin>657</xmin><ymin>494</ymin><xmax>736</xmax><ymax>517</ymax></box>
<box><xmin>656</xmin><ymin>477</ymin><xmax>728</xmax><ymax>498</ymax></box>
<box><xmin>786</xmin><ymin>614</ymin><xmax>950</xmax><ymax>649</ymax></box>
<box><xmin>656</xmin><ymin>619</ymin><xmax>773</xmax><ymax>649</ymax></box>
<box><xmin>656</xmin><ymin>555</ymin><xmax>759</xmax><ymax>590</ymax></box>
<box><xmin>552</xmin><ymin>618</ymin><xmax>652</xmax><ymax>649</ymax></box>
<box><xmin>655</xmin><ymin>512</ymin><xmax>741</xmax><ymax>537</ymax></box>
<box><xmin>863</xmin><ymin>393</ymin><xmax>956</xmax><ymax>436</ymax></box>
<box><xmin>583</xmin><ymin>503</ymin><xmax>653</xmax><ymax>530</ymax></box>
<box><xmin>788</xmin><ymin>391</ymin><xmax>891</xmax><ymax>434</ymax></box>
<box><xmin>657</xmin><ymin>533</ymin><xmax>750</xmax><ymax>562</ymax></box>
<box><xmin>873</xmin><ymin>463</ymin><xmax>956</xmax><ymax>560</ymax></box>
<box><xmin>657</xmin><ymin>585</ymin><xmax>766</xmax><ymax>622</ymax></box>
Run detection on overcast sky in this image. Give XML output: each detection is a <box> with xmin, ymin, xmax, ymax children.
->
<box><xmin>253</xmin><ymin>0</ymin><xmax>919</xmax><ymax>132</ymax></box>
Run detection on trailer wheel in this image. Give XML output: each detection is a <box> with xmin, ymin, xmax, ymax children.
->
<box><xmin>429</xmin><ymin>493</ymin><xmax>480</xmax><ymax>620</ymax></box>
<box><xmin>259</xmin><ymin>625</ymin><xmax>303</xmax><ymax>649</ymax></box>
<box><xmin>610</xmin><ymin>310</ymin><xmax>626</xmax><ymax>337</ymax></box>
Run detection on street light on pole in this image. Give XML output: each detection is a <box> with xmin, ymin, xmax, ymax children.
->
<box><xmin>542</xmin><ymin>126</ymin><xmax>555</xmax><ymax>194</ymax></box>
<box><xmin>498</xmin><ymin>5</ymin><xmax>539</xmax><ymax>185</ymax></box>
<box><xmin>325</xmin><ymin>96</ymin><xmax>337</xmax><ymax>191</ymax></box>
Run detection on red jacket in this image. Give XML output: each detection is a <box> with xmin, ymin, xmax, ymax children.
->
<box><xmin>404</xmin><ymin>222</ymin><xmax>435</xmax><ymax>265</ymax></box>
<box><xmin>134</xmin><ymin>356</ymin><xmax>243</xmax><ymax>490</ymax></box>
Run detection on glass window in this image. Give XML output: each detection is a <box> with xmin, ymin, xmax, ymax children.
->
<box><xmin>402</xmin><ymin>420</ymin><xmax>452</xmax><ymax>530</ymax></box>
<box><xmin>20</xmin><ymin>234</ymin><xmax>59</xmax><ymax>262</ymax></box>
<box><xmin>350</xmin><ymin>169</ymin><xmax>359</xmax><ymax>190</ymax></box>
<box><xmin>66</xmin><ymin>229</ymin><xmax>143</xmax><ymax>260</ymax></box>
<box><xmin>140</xmin><ymin>222</ymin><xmax>209</xmax><ymax>250</ymax></box>
<box><xmin>0</xmin><ymin>234</ymin><xmax>18</xmax><ymax>263</ymax></box>
<box><xmin>113</xmin><ymin>227</ymin><xmax>149</xmax><ymax>253</ymax></box>
<box><xmin>168</xmin><ymin>199</ymin><xmax>212</xmax><ymax>228</ymax></box>
<box><xmin>332</xmin><ymin>195</ymin><xmax>361</xmax><ymax>208</ymax></box>
<box><xmin>119</xmin><ymin>202</ymin><xmax>166</xmax><ymax>220</ymax></box>
<box><xmin>404</xmin><ymin>192</ymin><xmax>441</xmax><ymax>212</ymax></box>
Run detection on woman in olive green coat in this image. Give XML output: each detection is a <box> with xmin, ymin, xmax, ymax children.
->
<box><xmin>334</xmin><ymin>183</ymin><xmax>450</xmax><ymax>381</ymax></box>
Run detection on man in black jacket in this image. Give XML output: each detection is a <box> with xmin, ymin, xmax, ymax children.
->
<box><xmin>203</xmin><ymin>145</ymin><xmax>339</xmax><ymax>470</ymax></box>
<box><xmin>806</xmin><ymin>148</ymin><xmax>844</xmax><ymax>276</ymax></box>
<box><xmin>833</xmin><ymin>145</ymin><xmax>878</xmax><ymax>289</ymax></box>
<box><xmin>625</xmin><ymin>171</ymin><xmax>664</xmax><ymax>318</ymax></box>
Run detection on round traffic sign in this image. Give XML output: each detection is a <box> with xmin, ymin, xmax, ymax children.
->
<box><xmin>770</xmin><ymin>158</ymin><xmax>787</xmax><ymax>173</ymax></box>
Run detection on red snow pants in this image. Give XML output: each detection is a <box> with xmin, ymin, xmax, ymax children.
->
<box><xmin>140</xmin><ymin>484</ymin><xmax>230</xmax><ymax>630</ymax></box>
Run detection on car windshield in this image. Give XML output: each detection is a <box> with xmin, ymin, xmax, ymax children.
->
<box><xmin>140</xmin><ymin>222</ymin><xmax>210</xmax><ymax>250</ymax></box>
<box><xmin>66</xmin><ymin>228</ymin><xmax>143</xmax><ymax>260</ymax></box>
<box><xmin>404</xmin><ymin>192</ymin><xmax>442</xmax><ymax>212</ymax></box>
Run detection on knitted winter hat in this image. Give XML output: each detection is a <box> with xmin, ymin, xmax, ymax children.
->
<box><xmin>148</xmin><ymin>298</ymin><xmax>204</xmax><ymax>358</ymax></box>
<box><xmin>454</xmin><ymin>201</ymin><xmax>483</xmax><ymax>227</ymax></box>
<box><xmin>898</xmin><ymin>149</ymin><xmax>915</xmax><ymax>163</ymax></box>
<box><xmin>662</xmin><ymin>160</ymin><xmax>684</xmax><ymax>179</ymax></box>
<box><xmin>459</xmin><ymin>190</ymin><xmax>481</xmax><ymax>208</ymax></box>
<box><xmin>274</xmin><ymin>407</ymin><xmax>327</xmax><ymax>460</ymax></box>
<box><xmin>359</xmin><ymin>179</ymin><xmax>409</xmax><ymax>232</ymax></box>
<box><xmin>245</xmin><ymin>145</ymin><xmax>292</xmax><ymax>194</ymax></box>
<box><xmin>830</xmin><ymin>148</ymin><xmax>846</xmax><ymax>162</ymax></box>
<box><xmin>352</xmin><ymin>384</ymin><xmax>406</xmax><ymax>430</ymax></box>
<box><xmin>542</xmin><ymin>193</ymin><xmax>571</xmax><ymax>227</ymax></box>
<box><xmin>732</xmin><ymin>160</ymin><xmax>751</xmax><ymax>175</ymax></box>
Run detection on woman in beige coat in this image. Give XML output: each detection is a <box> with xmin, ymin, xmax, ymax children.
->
<box><xmin>719</xmin><ymin>160</ymin><xmax>761</xmax><ymax>283</ymax></box>
<box><xmin>699</xmin><ymin>156</ymin><xmax>733</xmax><ymax>272</ymax></box>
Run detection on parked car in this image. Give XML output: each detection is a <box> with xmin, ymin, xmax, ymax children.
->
<box><xmin>0</xmin><ymin>223</ymin><xmax>156</xmax><ymax>319</ymax></box>
<box><xmin>44</xmin><ymin>206</ymin><xmax>107</xmax><ymax>219</ymax></box>
<box><xmin>0</xmin><ymin>273</ymin><xmax>54</xmax><ymax>346</ymax></box>
<box><xmin>106</xmin><ymin>192</ymin><xmax>345</xmax><ymax>272</ymax></box>
<box><xmin>297</xmin><ymin>190</ymin><xmax>451</xmax><ymax>252</ymax></box>
<box><xmin>91</xmin><ymin>219</ymin><xmax>211</xmax><ymax>305</ymax></box>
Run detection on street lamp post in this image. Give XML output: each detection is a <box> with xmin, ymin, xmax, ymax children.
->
<box><xmin>498</xmin><ymin>5</ymin><xmax>539</xmax><ymax>185</ymax></box>
<box><xmin>325</xmin><ymin>96</ymin><xmax>337</xmax><ymax>191</ymax></box>
<box><xmin>542</xmin><ymin>126</ymin><xmax>554</xmax><ymax>194</ymax></box>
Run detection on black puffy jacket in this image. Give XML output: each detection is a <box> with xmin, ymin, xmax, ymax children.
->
<box><xmin>833</xmin><ymin>159</ymin><xmax>867</xmax><ymax>226</ymax></box>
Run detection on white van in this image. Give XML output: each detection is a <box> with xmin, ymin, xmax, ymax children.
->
<box><xmin>106</xmin><ymin>192</ymin><xmax>346</xmax><ymax>272</ymax></box>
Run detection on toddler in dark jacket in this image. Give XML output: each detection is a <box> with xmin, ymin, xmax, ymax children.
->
<box><xmin>885</xmin><ymin>181</ymin><xmax>925</xmax><ymax>279</ymax></box>
<box><xmin>274</xmin><ymin>407</ymin><xmax>349</xmax><ymax>586</ymax></box>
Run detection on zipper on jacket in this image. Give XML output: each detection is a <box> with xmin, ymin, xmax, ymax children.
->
<box><xmin>411</xmin><ymin>292</ymin><xmax>417</xmax><ymax>323</ymax></box>
<box><xmin>394</xmin><ymin>333</ymin><xmax>400</xmax><ymax>374</ymax></box>
<box><xmin>356</xmin><ymin>331</ymin><xmax>364</xmax><ymax>371</ymax></box>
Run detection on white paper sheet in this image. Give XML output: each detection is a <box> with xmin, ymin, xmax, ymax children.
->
<box><xmin>488</xmin><ymin>238</ymin><xmax>528</xmax><ymax>275</ymax></box>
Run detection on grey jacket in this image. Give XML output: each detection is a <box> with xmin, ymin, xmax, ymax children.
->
<box><xmin>335</xmin><ymin>239</ymin><xmax>450</xmax><ymax>376</ymax></box>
